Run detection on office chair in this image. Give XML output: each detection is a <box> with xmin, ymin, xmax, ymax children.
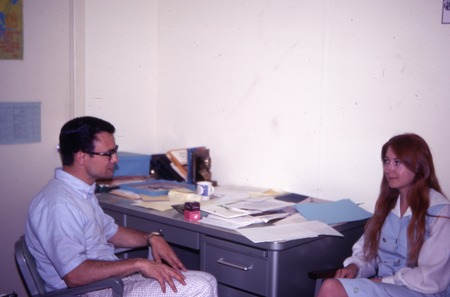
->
<box><xmin>15</xmin><ymin>235</ymin><xmax>124</xmax><ymax>297</ymax></box>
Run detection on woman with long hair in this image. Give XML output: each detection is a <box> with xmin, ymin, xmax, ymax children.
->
<box><xmin>318</xmin><ymin>133</ymin><xmax>450</xmax><ymax>297</ymax></box>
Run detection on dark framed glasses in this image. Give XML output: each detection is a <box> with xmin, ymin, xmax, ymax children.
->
<box><xmin>85</xmin><ymin>145</ymin><xmax>119</xmax><ymax>161</ymax></box>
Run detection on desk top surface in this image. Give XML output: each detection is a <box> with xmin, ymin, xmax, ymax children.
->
<box><xmin>97</xmin><ymin>191</ymin><xmax>367</xmax><ymax>251</ymax></box>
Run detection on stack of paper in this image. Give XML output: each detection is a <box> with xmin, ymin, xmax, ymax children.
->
<box><xmin>200</xmin><ymin>204</ymin><xmax>252</xmax><ymax>218</ymax></box>
<box><xmin>200</xmin><ymin>212</ymin><xmax>290</xmax><ymax>229</ymax></box>
<box><xmin>223</xmin><ymin>197</ymin><xmax>294</xmax><ymax>212</ymax></box>
<box><xmin>199</xmin><ymin>196</ymin><xmax>294</xmax><ymax>229</ymax></box>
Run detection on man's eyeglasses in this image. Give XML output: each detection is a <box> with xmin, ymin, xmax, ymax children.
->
<box><xmin>85</xmin><ymin>145</ymin><xmax>119</xmax><ymax>161</ymax></box>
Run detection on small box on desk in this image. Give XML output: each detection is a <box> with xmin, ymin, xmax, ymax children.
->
<box><xmin>114</xmin><ymin>152</ymin><xmax>151</xmax><ymax>176</ymax></box>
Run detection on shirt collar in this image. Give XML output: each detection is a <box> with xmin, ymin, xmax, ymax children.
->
<box><xmin>392</xmin><ymin>196</ymin><xmax>412</xmax><ymax>217</ymax></box>
<box><xmin>54</xmin><ymin>168</ymin><xmax>96</xmax><ymax>199</ymax></box>
<box><xmin>391</xmin><ymin>189</ymin><xmax>449</xmax><ymax>217</ymax></box>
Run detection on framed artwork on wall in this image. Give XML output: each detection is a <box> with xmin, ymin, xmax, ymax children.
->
<box><xmin>0</xmin><ymin>0</ymin><xmax>23</xmax><ymax>59</ymax></box>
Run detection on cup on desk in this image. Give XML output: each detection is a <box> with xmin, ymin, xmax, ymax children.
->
<box><xmin>196</xmin><ymin>181</ymin><xmax>214</xmax><ymax>201</ymax></box>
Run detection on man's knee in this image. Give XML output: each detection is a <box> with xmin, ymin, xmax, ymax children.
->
<box><xmin>184</xmin><ymin>273</ymin><xmax>217</xmax><ymax>296</ymax></box>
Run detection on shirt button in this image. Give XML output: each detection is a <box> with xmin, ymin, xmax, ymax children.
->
<box><xmin>354</xmin><ymin>287</ymin><xmax>359</xmax><ymax>293</ymax></box>
<box><xmin>382</xmin><ymin>238</ymin><xmax>386</xmax><ymax>242</ymax></box>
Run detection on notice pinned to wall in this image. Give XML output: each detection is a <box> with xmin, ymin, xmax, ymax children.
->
<box><xmin>0</xmin><ymin>0</ymin><xmax>23</xmax><ymax>59</ymax></box>
<box><xmin>0</xmin><ymin>102</ymin><xmax>41</xmax><ymax>144</ymax></box>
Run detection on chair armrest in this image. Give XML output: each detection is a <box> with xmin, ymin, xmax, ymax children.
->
<box><xmin>43</xmin><ymin>277</ymin><xmax>124</xmax><ymax>297</ymax></box>
<box><xmin>42</xmin><ymin>247</ymin><xmax>145</xmax><ymax>296</ymax></box>
<box><xmin>114</xmin><ymin>247</ymin><xmax>134</xmax><ymax>254</ymax></box>
<box><xmin>308</xmin><ymin>268</ymin><xmax>340</xmax><ymax>280</ymax></box>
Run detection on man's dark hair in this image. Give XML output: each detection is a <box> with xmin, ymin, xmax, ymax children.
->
<box><xmin>59</xmin><ymin>116</ymin><xmax>115</xmax><ymax>166</ymax></box>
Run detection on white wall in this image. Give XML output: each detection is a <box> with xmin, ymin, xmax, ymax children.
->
<box><xmin>0</xmin><ymin>1</ymin><xmax>72</xmax><ymax>295</ymax></box>
<box><xmin>85</xmin><ymin>1</ymin><xmax>450</xmax><ymax>213</ymax></box>
<box><xmin>2</xmin><ymin>0</ymin><xmax>449</xmax><ymax>294</ymax></box>
<box><xmin>85</xmin><ymin>0</ymin><xmax>159</xmax><ymax>153</ymax></box>
<box><xmin>155</xmin><ymin>0</ymin><xmax>450</xmax><ymax>211</ymax></box>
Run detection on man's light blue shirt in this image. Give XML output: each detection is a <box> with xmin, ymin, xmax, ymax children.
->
<box><xmin>25</xmin><ymin>168</ymin><xmax>119</xmax><ymax>291</ymax></box>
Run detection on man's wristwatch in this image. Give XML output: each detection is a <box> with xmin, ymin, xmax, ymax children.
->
<box><xmin>150</xmin><ymin>231</ymin><xmax>162</xmax><ymax>238</ymax></box>
<box><xmin>147</xmin><ymin>231</ymin><xmax>162</xmax><ymax>245</ymax></box>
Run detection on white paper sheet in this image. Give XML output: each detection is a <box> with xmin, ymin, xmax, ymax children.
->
<box><xmin>224</xmin><ymin>197</ymin><xmax>294</xmax><ymax>212</ymax></box>
<box><xmin>236</xmin><ymin>221</ymin><xmax>343</xmax><ymax>243</ymax></box>
<box><xmin>200</xmin><ymin>204</ymin><xmax>252</xmax><ymax>218</ymax></box>
<box><xmin>200</xmin><ymin>212</ymin><xmax>290</xmax><ymax>229</ymax></box>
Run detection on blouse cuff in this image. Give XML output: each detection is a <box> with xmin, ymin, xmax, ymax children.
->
<box><xmin>381</xmin><ymin>275</ymin><xmax>395</xmax><ymax>284</ymax></box>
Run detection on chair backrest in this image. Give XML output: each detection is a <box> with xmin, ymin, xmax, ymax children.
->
<box><xmin>15</xmin><ymin>235</ymin><xmax>47</xmax><ymax>297</ymax></box>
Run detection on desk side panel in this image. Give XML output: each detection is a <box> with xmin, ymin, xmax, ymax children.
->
<box><xmin>268</xmin><ymin>222</ymin><xmax>365</xmax><ymax>297</ymax></box>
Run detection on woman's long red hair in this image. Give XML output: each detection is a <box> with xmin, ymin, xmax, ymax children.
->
<box><xmin>363</xmin><ymin>133</ymin><xmax>443</xmax><ymax>267</ymax></box>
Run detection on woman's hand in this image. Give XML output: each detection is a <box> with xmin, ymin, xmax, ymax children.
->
<box><xmin>334</xmin><ymin>263</ymin><xmax>359</xmax><ymax>279</ymax></box>
<box><xmin>370</xmin><ymin>277</ymin><xmax>382</xmax><ymax>283</ymax></box>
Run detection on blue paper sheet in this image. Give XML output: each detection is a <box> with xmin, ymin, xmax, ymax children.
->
<box><xmin>294</xmin><ymin>199</ymin><xmax>372</xmax><ymax>225</ymax></box>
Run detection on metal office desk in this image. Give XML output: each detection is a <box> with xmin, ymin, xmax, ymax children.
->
<box><xmin>98</xmin><ymin>193</ymin><xmax>366</xmax><ymax>297</ymax></box>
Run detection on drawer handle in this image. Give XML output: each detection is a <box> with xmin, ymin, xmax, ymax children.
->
<box><xmin>217</xmin><ymin>258</ymin><xmax>253</xmax><ymax>271</ymax></box>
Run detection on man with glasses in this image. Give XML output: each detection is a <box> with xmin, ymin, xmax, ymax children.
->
<box><xmin>25</xmin><ymin>116</ymin><xmax>217</xmax><ymax>297</ymax></box>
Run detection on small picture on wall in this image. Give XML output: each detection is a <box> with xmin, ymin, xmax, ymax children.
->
<box><xmin>443</xmin><ymin>0</ymin><xmax>450</xmax><ymax>24</ymax></box>
<box><xmin>0</xmin><ymin>0</ymin><xmax>23</xmax><ymax>59</ymax></box>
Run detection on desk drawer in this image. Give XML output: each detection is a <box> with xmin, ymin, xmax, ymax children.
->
<box><xmin>203</xmin><ymin>237</ymin><xmax>268</xmax><ymax>296</ymax></box>
<box><xmin>127</xmin><ymin>216</ymin><xmax>200</xmax><ymax>250</ymax></box>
